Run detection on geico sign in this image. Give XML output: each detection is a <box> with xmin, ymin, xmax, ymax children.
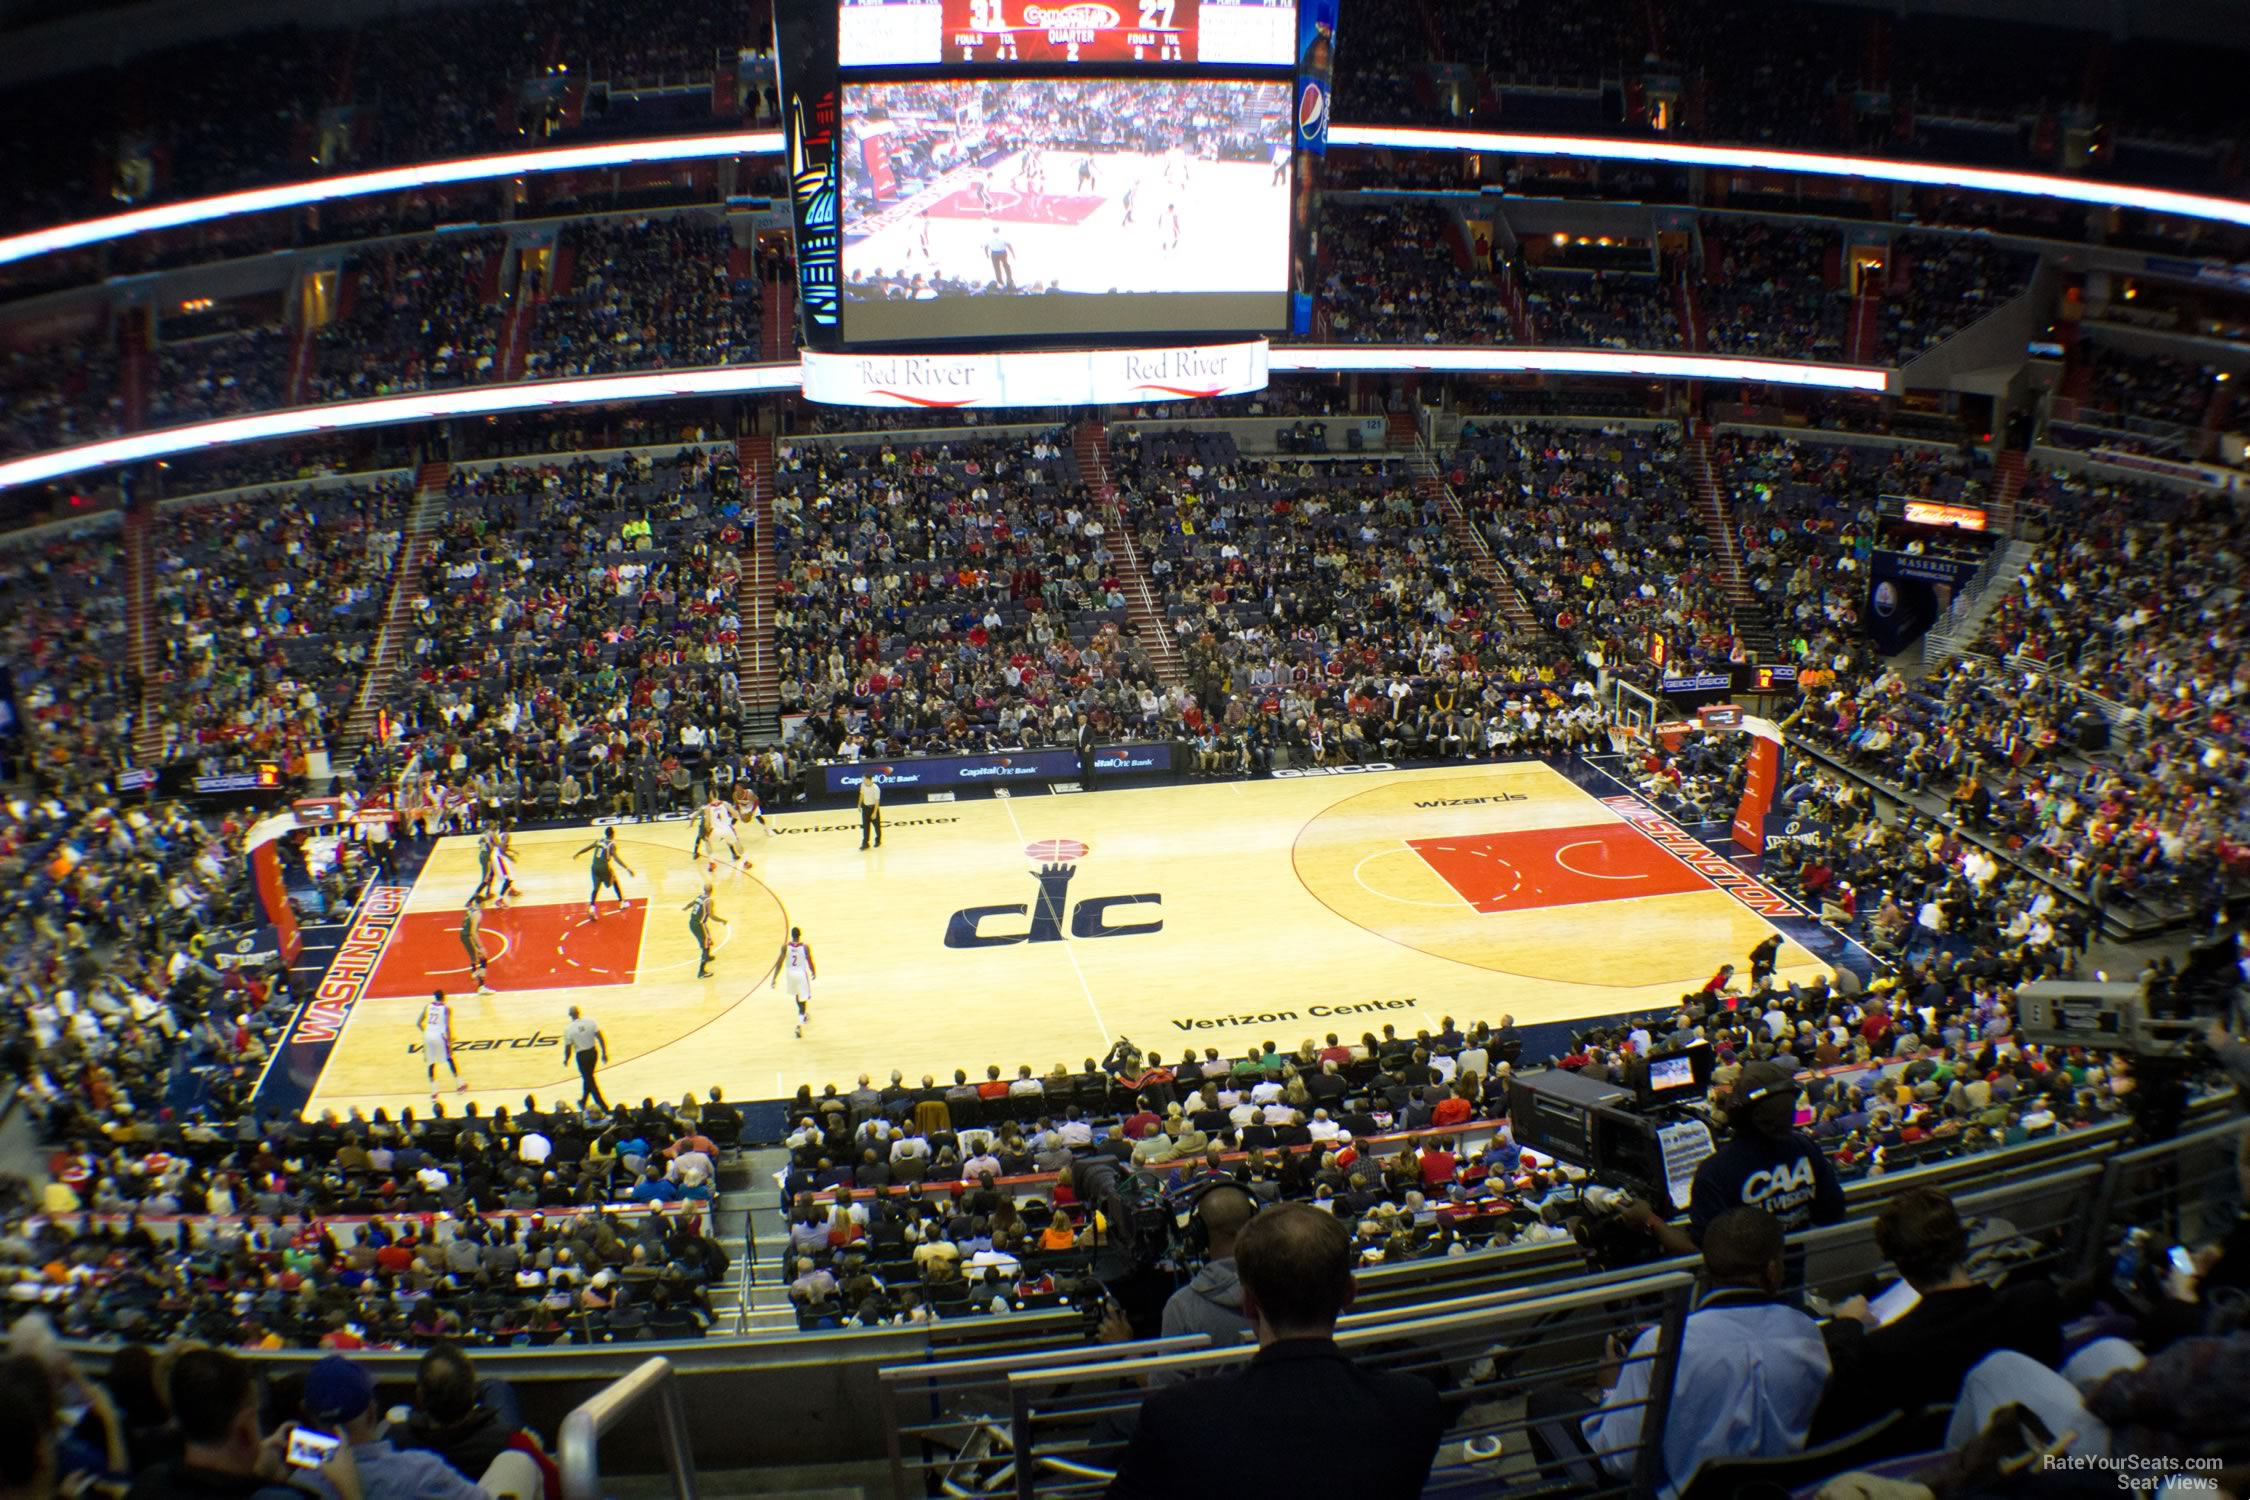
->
<box><xmin>1271</xmin><ymin>762</ymin><xmax>1398</xmax><ymax>778</ymax></box>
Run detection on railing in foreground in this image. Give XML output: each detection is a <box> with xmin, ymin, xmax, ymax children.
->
<box><xmin>878</xmin><ymin>1114</ymin><xmax>2245</xmax><ymax>1500</ymax></box>
<box><xmin>559</xmin><ymin>1356</ymin><xmax>700</xmax><ymax>1500</ymax></box>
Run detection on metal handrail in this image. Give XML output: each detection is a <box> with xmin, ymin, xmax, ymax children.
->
<box><xmin>558</xmin><ymin>1356</ymin><xmax>700</xmax><ymax>1500</ymax></box>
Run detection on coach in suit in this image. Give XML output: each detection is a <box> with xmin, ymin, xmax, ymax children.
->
<box><xmin>1076</xmin><ymin>713</ymin><xmax>1097</xmax><ymax>788</ymax></box>
<box><xmin>1106</xmin><ymin>1204</ymin><xmax>1446</xmax><ymax>1499</ymax></box>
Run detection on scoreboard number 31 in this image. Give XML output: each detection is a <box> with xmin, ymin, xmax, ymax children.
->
<box><xmin>967</xmin><ymin>0</ymin><xmax>1179</xmax><ymax>29</ymax></box>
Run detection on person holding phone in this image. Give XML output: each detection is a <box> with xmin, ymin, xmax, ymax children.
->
<box><xmin>122</xmin><ymin>1348</ymin><xmax>354</xmax><ymax>1500</ymax></box>
<box><xmin>285</xmin><ymin>1357</ymin><xmax>490</xmax><ymax>1500</ymax></box>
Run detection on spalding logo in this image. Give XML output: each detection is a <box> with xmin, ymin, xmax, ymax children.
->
<box><xmin>1298</xmin><ymin>80</ymin><xmax>1328</xmax><ymax>143</ymax></box>
<box><xmin>1024</xmin><ymin>3</ymin><xmax>1122</xmax><ymax>25</ymax></box>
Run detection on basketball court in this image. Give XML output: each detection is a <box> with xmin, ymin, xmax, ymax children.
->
<box><xmin>279</xmin><ymin>761</ymin><xmax>1838</xmax><ymax>1120</ymax></box>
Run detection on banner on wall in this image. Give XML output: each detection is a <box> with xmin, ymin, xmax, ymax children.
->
<box><xmin>246</xmin><ymin>841</ymin><xmax>304</xmax><ymax>964</ymax></box>
<box><xmin>818</xmin><ymin>743</ymin><xmax>1173</xmax><ymax>795</ymax></box>
<box><xmin>1865</xmin><ymin>549</ymin><xmax>1980</xmax><ymax>657</ymax></box>
<box><xmin>1730</xmin><ymin>716</ymin><xmax>1785</xmax><ymax>856</ymax></box>
<box><xmin>1289</xmin><ymin>0</ymin><xmax>1338</xmax><ymax>336</ymax></box>
<box><xmin>799</xmin><ymin>342</ymin><xmax>1269</xmax><ymax>408</ymax></box>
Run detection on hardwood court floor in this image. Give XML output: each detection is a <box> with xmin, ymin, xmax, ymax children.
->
<box><xmin>297</xmin><ymin>762</ymin><xmax>1831</xmax><ymax>1119</ymax></box>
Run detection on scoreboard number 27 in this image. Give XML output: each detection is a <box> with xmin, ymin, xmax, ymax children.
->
<box><xmin>966</xmin><ymin>0</ymin><xmax>1180</xmax><ymax>29</ymax></box>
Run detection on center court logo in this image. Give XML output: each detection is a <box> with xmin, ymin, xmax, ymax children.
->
<box><xmin>945</xmin><ymin>858</ymin><xmax>1161</xmax><ymax>948</ymax></box>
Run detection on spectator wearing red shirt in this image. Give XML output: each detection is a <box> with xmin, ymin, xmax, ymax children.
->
<box><xmin>1430</xmin><ymin>1089</ymin><xmax>1473</xmax><ymax>1129</ymax></box>
<box><xmin>1417</xmin><ymin>1139</ymin><xmax>1457</xmax><ymax>1187</ymax></box>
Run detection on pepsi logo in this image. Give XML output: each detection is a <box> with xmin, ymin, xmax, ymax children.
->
<box><xmin>1298</xmin><ymin>81</ymin><xmax>1328</xmax><ymax>142</ymax></box>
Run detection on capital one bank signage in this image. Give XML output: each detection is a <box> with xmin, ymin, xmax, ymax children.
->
<box><xmin>798</xmin><ymin>340</ymin><xmax>1270</xmax><ymax>408</ymax></box>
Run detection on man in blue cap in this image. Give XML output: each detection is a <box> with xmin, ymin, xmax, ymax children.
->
<box><xmin>293</xmin><ymin>1356</ymin><xmax>493</xmax><ymax>1500</ymax></box>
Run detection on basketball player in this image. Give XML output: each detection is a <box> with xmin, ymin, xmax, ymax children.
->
<box><xmin>1121</xmin><ymin>179</ymin><xmax>1140</xmax><ymax>227</ymax></box>
<box><xmin>1160</xmin><ymin>202</ymin><xmax>1182</xmax><ymax>252</ymax></box>
<box><xmin>693</xmin><ymin>796</ymin><xmax>747</xmax><ymax>868</ymax></box>
<box><xmin>1271</xmin><ymin>140</ymin><xmax>1290</xmax><ymax>186</ymax></box>
<box><xmin>763</xmin><ymin>926</ymin><xmax>817</xmax><ymax>1038</ymax></box>
<box><xmin>417</xmin><ymin>990</ymin><xmax>468</xmax><ymax>1096</ymax></box>
<box><xmin>472</xmin><ymin>826</ymin><xmax>518</xmax><ymax>906</ymax></box>
<box><xmin>575</xmin><ymin>828</ymin><xmax>635</xmax><ymax>920</ymax></box>
<box><xmin>733</xmin><ymin>777</ymin><xmax>775</xmax><ymax>836</ymax></box>
<box><xmin>489</xmin><ymin>827</ymin><xmax>518</xmax><ymax>906</ymax></box>
<box><xmin>460</xmin><ymin>896</ymin><xmax>496</xmax><ymax>995</ymax></box>
<box><xmin>1077</xmin><ymin>153</ymin><xmax>1097</xmax><ymax>191</ymax></box>
<box><xmin>685</xmin><ymin>882</ymin><xmax>728</xmax><ymax>979</ymax></box>
<box><xmin>858</xmin><ymin>774</ymin><xmax>883</xmax><ymax>850</ymax></box>
<box><xmin>915</xmin><ymin>213</ymin><xmax>934</xmax><ymax>266</ymax></box>
<box><xmin>469</xmin><ymin>827</ymin><xmax>497</xmax><ymax>902</ymax></box>
<box><xmin>972</xmin><ymin>174</ymin><xmax>995</xmax><ymax>213</ymax></box>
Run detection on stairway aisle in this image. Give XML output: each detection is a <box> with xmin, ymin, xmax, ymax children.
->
<box><xmin>736</xmin><ymin>435</ymin><xmax>782</xmax><ymax>742</ymax></box>
<box><xmin>728</xmin><ymin>1146</ymin><xmax>804</xmax><ymax>1336</ymax></box>
<box><xmin>761</xmin><ymin>275</ymin><xmax>795</xmax><ymax>365</ymax></box>
<box><xmin>124</xmin><ymin>503</ymin><xmax>161</xmax><ymax>765</ymax></box>
<box><xmin>1401</xmin><ymin>433</ymin><xmax>1541</xmax><ymax>634</ymax></box>
<box><xmin>336</xmin><ymin>461</ymin><xmax>449</xmax><ymax>759</ymax></box>
<box><xmin>1686</xmin><ymin>423</ymin><xmax>1777</xmax><ymax>659</ymax></box>
<box><xmin>1075</xmin><ymin>421</ymin><xmax>1185</xmax><ymax>687</ymax></box>
<box><xmin>1988</xmin><ymin>447</ymin><xmax>2027</xmax><ymax>537</ymax></box>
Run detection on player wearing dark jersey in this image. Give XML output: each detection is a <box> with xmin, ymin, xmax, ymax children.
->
<box><xmin>686</xmin><ymin>883</ymin><xmax>728</xmax><ymax>979</ymax></box>
<box><xmin>576</xmin><ymin>829</ymin><xmax>636</xmax><ymax>920</ymax></box>
<box><xmin>460</xmin><ymin>897</ymin><xmax>495</xmax><ymax>995</ymax></box>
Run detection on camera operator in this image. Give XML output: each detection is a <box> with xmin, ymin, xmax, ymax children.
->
<box><xmin>1620</xmin><ymin>1060</ymin><xmax>1845</xmax><ymax>1256</ymax></box>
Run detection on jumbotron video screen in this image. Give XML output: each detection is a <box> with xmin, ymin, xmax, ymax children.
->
<box><xmin>837</xmin><ymin>76</ymin><xmax>1294</xmax><ymax>341</ymax></box>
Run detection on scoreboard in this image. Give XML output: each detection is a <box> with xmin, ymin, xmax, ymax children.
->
<box><xmin>838</xmin><ymin>0</ymin><xmax>1298</xmax><ymax>69</ymax></box>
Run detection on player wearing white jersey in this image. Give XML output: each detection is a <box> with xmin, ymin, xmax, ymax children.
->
<box><xmin>762</xmin><ymin>925</ymin><xmax>817</xmax><ymax>1038</ymax></box>
<box><xmin>693</xmin><ymin>799</ymin><xmax>742</xmax><ymax>865</ymax></box>
<box><xmin>417</xmin><ymin>990</ymin><xmax>467</xmax><ymax>1095</ymax></box>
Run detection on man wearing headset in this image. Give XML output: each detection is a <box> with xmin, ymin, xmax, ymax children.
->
<box><xmin>1626</xmin><ymin>1058</ymin><xmax>1846</xmax><ymax>1254</ymax></box>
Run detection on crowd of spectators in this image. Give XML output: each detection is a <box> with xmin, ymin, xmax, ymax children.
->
<box><xmin>769</xmin><ymin>430</ymin><xmax>1155</xmax><ymax>759</ymax></box>
<box><xmin>1117</xmin><ymin>427</ymin><xmax>1604</xmax><ymax>765</ymax></box>
<box><xmin>1318</xmin><ymin>201</ymin><xmax>1514</xmax><ymax>345</ymax></box>
<box><xmin>1878</xmin><ymin>235</ymin><xmax>2040</xmax><ymax>362</ymax></box>
<box><xmin>9</xmin><ymin>1093</ymin><xmax>742</xmax><ymax>1348</ymax></box>
<box><xmin>1980</xmin><ymin>469</ymin><xmax>2248</xmax><ymax>739</ymax></box>
<box><xmin>307</xmin><ymin>236</ymin><xmax>513</xmax><ymax>402</ymax></box>
<box><xmin>148</xmin><ymin>328</ymin><xmax>291</xmax><ymax>430</ymax></box>
<box><xmin>376</xmin><ymin>447</ymin><xmax>802</xmax><ymax>817</ymax></box>
<box><xmin>141</xmin><ymin>478</ymin><xmax>413</xmax><ymax>775</ymax></box>
<box><xmin>2080</xmin><ymin>344</ymin><xmax>2224</xmax><ymax>433</ymax></box>
<box><xmin>0</xmin><ymin>0</ymin><xmax>767</xmax><ymax>236</ymax></box>
<box><xmin>1715</xmin><ymin>432</ymin><xmax>1995</xmax><ymax>656</ymax></box>
<box><xmin>1325</xmin><ymin>0</ymin><xmax>2247</xmax><ymax>174</ymax></box>
<box><xmin>0</xmin><ymin>786</ymin><xmax>272</xmax><ymax>1157</ymax></box>
<box><xmin>1698</xmin><ymin>219</ymin><xmax>1846</xmax><ymax>359</ymax></box>
<box><xmin>1453</xmin><ymin>421</ymin><xmax>1738</xmax><ymax>677</ymax></box>
<box><xmin>0</xmin><ymin>343</ymin><xmax>121</xmax><ymax>461</ymax></box>
<box><xmin>522</xmin><ymin>216</ymin><xmax>760</xmax><ymax>379</ymax></box>
<box><xmin>0</xmin><ymin>525</ymin><xmax>137</xmax><ymax>784</ymax></box>
<box><xmin>1526</xmin><ymin>268</ymin><xmax>1685</xmax><ymax>350</ymax></box>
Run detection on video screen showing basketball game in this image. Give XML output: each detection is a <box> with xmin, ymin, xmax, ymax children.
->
<box><xmin>838</xmin><ymin>77</ymin><xmax>1294</xmax><ymax>342</ymax></box>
